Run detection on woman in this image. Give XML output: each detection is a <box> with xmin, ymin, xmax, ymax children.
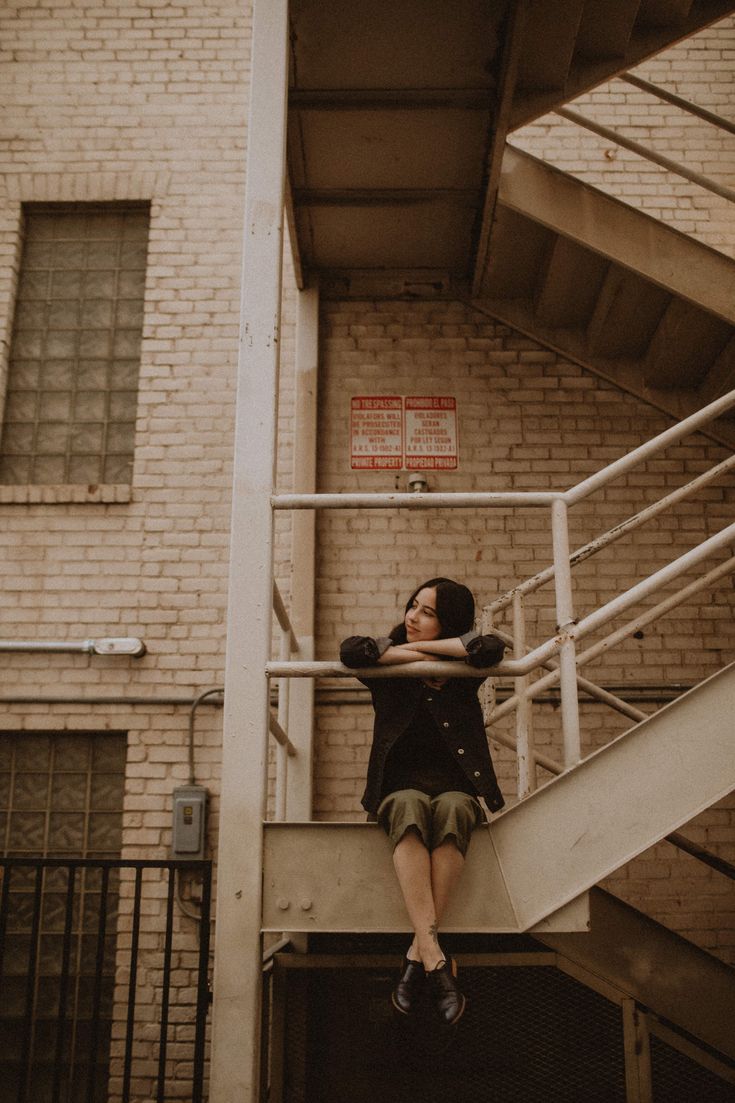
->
<box><xmin>340</xmin><ymin>577</ymin><xmax>505</xmax><ymax>1025</ymax></box>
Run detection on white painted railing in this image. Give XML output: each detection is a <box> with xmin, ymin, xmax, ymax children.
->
<box><xmin>269</xmin><ymin>388</ymin><xmax>735</xmax><ymax>807</ymax></box>
<box><xmin>270</xmin><ymin>581</ymin><xmax>298</xmax><ymax>820</ymax></box>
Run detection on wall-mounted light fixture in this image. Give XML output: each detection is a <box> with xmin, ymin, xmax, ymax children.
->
<box><xmin>407</xmin><ymin>472</ymin><xmax>429</xmax><ymax>493</ymax></box>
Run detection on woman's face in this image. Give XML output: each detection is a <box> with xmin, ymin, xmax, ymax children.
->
<box><xmin>405</xmin><ymin>587</ymin><xmax>442</xmax><ymax>642</ymax></box>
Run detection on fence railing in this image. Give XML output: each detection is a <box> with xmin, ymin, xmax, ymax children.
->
<box><xmin>0</xmin><ymin>858</ymin><xmax>211</xmax><ymax>1103</ymax></box>
<box><xmin>268</xmin><ymin>387</ymin><xmax>735</xmax><ymax>810</ymax></box>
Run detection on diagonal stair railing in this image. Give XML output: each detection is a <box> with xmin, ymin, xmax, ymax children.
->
<box><xmin>268</xmin><ymin>387</ymin><xmax>735</xmax><ymax>819</ymax></box>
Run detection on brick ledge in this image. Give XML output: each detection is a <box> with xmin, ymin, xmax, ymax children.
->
<box><xmin>0</xmin><ymin>484</ymin><xmax>132</xmax><ymax>505</ymax></box>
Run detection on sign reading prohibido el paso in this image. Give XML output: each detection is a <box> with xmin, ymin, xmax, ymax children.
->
<box><xmin>350</xmin><ymin>395</ymin><xmax>458</xmax><ymax>470</ymax></box>
<box><xmin>404</xmin><ymin>396</ymin><xmax>458</xmax><ymax>470</ymax></box>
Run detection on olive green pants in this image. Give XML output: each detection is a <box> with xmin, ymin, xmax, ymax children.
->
<box><xmin>376</xmin><ymin>788</ymin><xmax>484</xmax><ymax>857</ymax></box>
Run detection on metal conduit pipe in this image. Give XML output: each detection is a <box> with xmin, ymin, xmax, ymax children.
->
<box><xmin>0</xmin><ymin>637</ymin><xmax>147</xmax><ymax>657</ymax></box>
<box><xmin>188</xmin><ymin>688</ymin><xmax>224</xmax><ymax>785</ymax></box>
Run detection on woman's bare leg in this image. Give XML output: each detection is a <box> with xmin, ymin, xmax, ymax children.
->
<box><xmin>392</xmin><ymin>832</ymin><xmax>445</xmax><ymax>971</ymax></box>
<box><xmin>430</xmin><ymin>840</ymin><xmax>465</xmax><ymax>919</ymax></box>
<box><xmin>400</xmin><ymin>840</ymin><xmax>465</xmax><ymax>961</ymax></box>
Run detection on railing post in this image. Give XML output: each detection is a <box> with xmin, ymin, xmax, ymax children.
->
<box><xmin>275</xmin><ymin>627</ymin><xmax>291</xmax><ymax>822</ymax></box>
<box><xmin>513</xmin><ymin>592</ymin><xmax>536</xmax><ymax>797</ymax></box>
<box><xmin>551</xmin><ymin>498</ymin><xmax>581</xmax><ymax>767</ymax></box>
<box><xmin>285</xmin><ymin>284</ymin><xmax>319</xmax><ymax>822</ymax></box>
<box><xmin>210</xmin><ymin>0</ymin><xmax>288</xmax><ymax>1098</ymax></box>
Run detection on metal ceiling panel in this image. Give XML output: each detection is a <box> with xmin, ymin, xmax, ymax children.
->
<box><xmin>295</xmin><ymin>202</ymin><xmax>478</xmax><ymax>270</ymax></box>
<box><xmin>289</xmin><ymin>0</ymin><xmax>505</xmax><ymax>90</ymax></box>
<box><xmin>290</xmin><ymin>108</ymin><xmax>490</xmax><ymax>191</ymax></box>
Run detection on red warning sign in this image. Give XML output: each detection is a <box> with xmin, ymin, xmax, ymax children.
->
<box><xmin>405</xmin><ymin>396</ymin><xmax>458</xmax><ymax>470</ymax></box>
<box><xmin>350</xmin><ymin>396</ymin><xmax>403</xmax><ymax>469</ymax></box>
<box><xmin>350</xmin><ymin>395</ymin><xmax>458</xmax><ymax>470</ymax></box>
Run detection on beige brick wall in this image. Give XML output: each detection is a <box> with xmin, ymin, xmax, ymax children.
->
<box><xmin>0</xmin><ymin>2</ymin><xmax>296</xmax><ymax>1096</ymax></box>
<box><xmin>0</xmin><ymin>7</ymin><xmax>734</xmax><ymax>1088</ymax></box>
<box><xmin>512</xmin><ymin>15</ymin><xmax>735</xmax><ymax>256</ymax></box>
<box><xmin>313</xmin><ymin>298</ymin><xmax>735</xmax><ymax>961</ymax></box>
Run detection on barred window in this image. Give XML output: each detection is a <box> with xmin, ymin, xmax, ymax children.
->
<box><xmin>0</xmin><ymin>202</ymin><xmax>149</xmax><ymax>485</ymax></box>
<box><xmin>0</xmin><ymin>733</ymin><xmax>126</xmax><ymax>1099</ymax></box>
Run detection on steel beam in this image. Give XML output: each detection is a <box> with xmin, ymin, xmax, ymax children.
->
<box><xmin>263</xmin><ymin>821</ymin><xmax>590</xmax><ymax>933</ymax></box>
<box><xmin>494</xmin><ymin>146</ymin><xmax>735</xmax><ymax>325</ymax></box>
<box><xmin>209</xmin><ymin>0</ymin><xmax>288</xmax><ymax>1099</ymax></box>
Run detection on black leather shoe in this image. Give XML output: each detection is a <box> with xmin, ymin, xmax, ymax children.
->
<box><xmin>426</xmin><ymin>958</ymin><xmax>466</xmax><ymax>1025</ymax></box>
<box><xmin>391</xmin><ymin>957</ymin><xmax>425</xmax><ymax>1015</ymax></box>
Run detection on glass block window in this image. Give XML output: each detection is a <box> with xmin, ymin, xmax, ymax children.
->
<box><xmin>0</xmin><ymin>732</ymin><xmax>126</xmax><ymax>857</ymax></box>
<box><xmin>0</xmin><ymin>203</ymin><xmax>149</xmax><ymax>485</ymax></box>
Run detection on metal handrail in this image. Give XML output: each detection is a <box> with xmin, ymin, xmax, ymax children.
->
<box><xmin>269</xmin><ymin>519</ymin><xmax>735</xmax><ymax>683</ymax></box>
<box><xmin>553</xmin><ymin>106</ymin><xmax>735</xmax><ymax>205</ymax></box>
<box><xmin>271</xmin><ymin>581</ymin><xmax>301</xmax><ymax>819</ymax></box>
<box><xmin>269</xmin><ymin>387</ymin><xmax>735</xmax><ymax>797</ymax></box>
<box><xmin>273</xmin><ymin>581</ymin><xmax>299</xmax><ymax>652</ymax></box>
<box><xmin>485</xmin><ymin>452</ymin><xmax>735</xmax><ymax>615</ymax></box>
<box><xmin>619</xmin><ymin>72</ymin><xmax>735</xmax><ymax>139</ymax></box>
<box><xmin>271</xmin><ymin>390</ymin><xmax>735</xmax><ymax>514</ymax></box>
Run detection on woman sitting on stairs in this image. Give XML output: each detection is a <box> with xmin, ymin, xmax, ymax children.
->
<box><xmin>340</xmin><ymin>577</ymin><xmax>505</xmax><ymax>1025</ymax></box>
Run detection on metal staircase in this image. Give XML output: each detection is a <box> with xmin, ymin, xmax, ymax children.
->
<box><xmin>211</xmin><ymin>4</ymin><xmax>735</xmax><ymax>1097</ymax></box>
<box><xmin>262</xmin><ymin>662</ymin><xmax>735</xmax><ymax>934</ymax></box>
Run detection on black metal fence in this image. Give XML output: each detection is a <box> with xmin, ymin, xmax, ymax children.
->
<box><xmin>0</xmin><ymin>858</ymin><xmax>211</xmax><ymax>1103</ymax></box>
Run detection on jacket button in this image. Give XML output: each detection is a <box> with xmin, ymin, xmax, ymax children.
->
<box><xmin>442</xmin><ymin>721</ymin><xmax>449</xmax><ymax>728</ymax></box>
<box><xmin>426</xmin><ymin>697</ymin><xmax>433</xmax><ymax>702</ymax></box>
<box><xmin>473</xmin><ymin>771</ymin><xmax>481</xmax><ymax>778</ymax></box>
<box><xmin>457</xmin><ymin>748</ymin><xmax>465</xmax><ymax>755</ymax></box>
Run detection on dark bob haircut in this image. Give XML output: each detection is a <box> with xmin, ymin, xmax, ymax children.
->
<box><xmin>389</xmin><ymin>577</ymin><xmax>475</xmax><ymax>644</ymax></box>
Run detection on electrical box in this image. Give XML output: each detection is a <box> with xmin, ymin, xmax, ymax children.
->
<box><xmin>172</xmin><ymin>785</ymin><xmax>208</xmax><ymax>860</ymax></box>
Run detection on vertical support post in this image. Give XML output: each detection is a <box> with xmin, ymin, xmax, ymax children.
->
<box><xmin>513</xmin><ymin>592</ymin><xmax>536</xmax><ymax>797</ymax></box>
<box><xmin>285</xmin><ymin>284</ymin><xmax>319</xmax><ymax>820</ymax></box>
<box><xmin>622</xmin><ymin>999</ymin><xmax>652</xmax><ymax>1103</ymax></box>
<box><xmin>551</xmin><ymin>498</ymin><xmax>581</xmax><ymax>768</ymax></box>
<box><xmin>209</xmin><ymin>0</ymin><xmax>288</xmax><ymax>1099</ymax></box>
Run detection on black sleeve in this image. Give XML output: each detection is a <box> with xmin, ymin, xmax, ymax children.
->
<box><xmin>340</xmin><ymin>635</ymin><xmax>382</xmax><ymax>668</ymax></box>
<box><xmin>461</xmin><ymin>631</ymin><xmax>505</xmax><ymax>668</ymax></box>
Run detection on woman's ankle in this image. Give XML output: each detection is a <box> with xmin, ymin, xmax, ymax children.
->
<box><xmin>416</xmin><ymin>943</ymin><xmax>445</xmax><ymax>972</ymax></box>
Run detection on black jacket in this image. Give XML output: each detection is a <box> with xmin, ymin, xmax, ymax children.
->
<box><xmin>339</xmin><ymin>632</ymin><xmax>506</xmax><ymax>816</ymax></box>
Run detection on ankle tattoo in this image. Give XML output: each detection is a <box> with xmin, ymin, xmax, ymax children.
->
<box><xmin>429</xmin><ymin>922</ymin><xmax>439</xmax><ymax>946</ymax></box>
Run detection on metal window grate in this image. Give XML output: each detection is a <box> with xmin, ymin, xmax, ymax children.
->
<box><xmin>651</xmin><ymin>1035</ymin><xmax>735</xmax><ymax>1103</ymax></box>
<box><xmin>0</xmin><ymin>203</ymin><xmax>149</xmax><ymax>486</ymax></box>
<box><xmin>0</xmin><ymin>859</ymin><xmax>212</xmax><ymax>1103</ymax></box>
<box><xmin>283</xmin><ymin>965</ymin><xmax>628</xmax><ymax>1103</ymax></box>
<box><xmin>0</xmin><ymin>733</ymin><xmax>126</xmax><ymax>1103</ymax></box>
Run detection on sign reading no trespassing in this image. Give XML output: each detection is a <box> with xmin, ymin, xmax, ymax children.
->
<box><xmin>350</xmin><ymin>396</ymin><xmax>403</xmax><ymax>469</ymax></box>
<box><xmin>351</xmin><ymin>396</ymin><xmax>458</xmax><ymax>470</ymax></box>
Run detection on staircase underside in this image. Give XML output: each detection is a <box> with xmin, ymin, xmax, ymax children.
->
<box><xmin>538</xmin><ymin>887</ymin><xmax>735</xmax><ymax>1062</ymax></box>
<box><xmin>263</xmin><ymin>663</ymin><xmax>735</xmax><ymax>934</ymax></box>
<box><xmin>287</xmin><ymin>0</ymin><xmax>735</xmax><ymax>425</ymax></box>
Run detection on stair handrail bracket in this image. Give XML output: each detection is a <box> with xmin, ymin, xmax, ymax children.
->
<box><xmin>270</xmin><ymin>386</ymin><xmax>735</xmax><ymax>803</ymax></box>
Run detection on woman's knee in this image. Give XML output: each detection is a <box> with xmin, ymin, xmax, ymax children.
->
<box><xmin>429</xmin><ymin>792</ymin><xmax>483</xmax><ymax>856</ymax></box>
<box><xmin>377</xmin><ymin>789</ymin><xmax>432</xmax><ymax>851</ymax></box>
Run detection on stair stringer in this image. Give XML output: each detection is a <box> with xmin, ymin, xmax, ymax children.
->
<box><xmin>492</xmin><ymin>661</ymin><xmax>735</xmax><ymax>931</ymax></box>
<box><xmin>536</xmin><ymin>887</ymin><xmax>735</xmax><ymax>1063</ymax></box>
<box><xmin>263</xmin><ymin>663</ymin><xmax>735</xmax><ymax>936</ymax></box>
